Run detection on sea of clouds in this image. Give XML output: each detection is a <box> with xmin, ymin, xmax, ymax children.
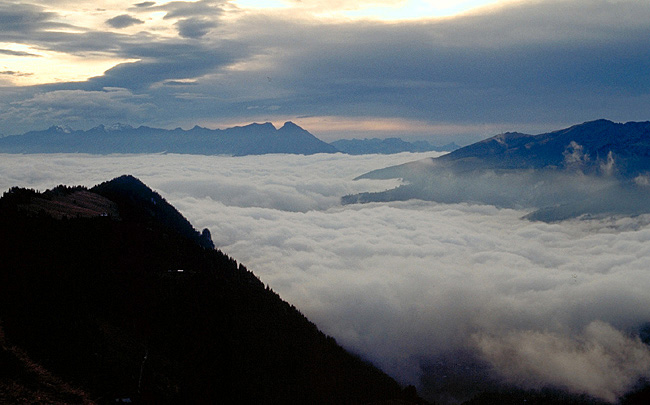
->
<box><xmin>2</xmin><ymin>152</ymin><xmax>650</xmax><ymax>403</ymax></box>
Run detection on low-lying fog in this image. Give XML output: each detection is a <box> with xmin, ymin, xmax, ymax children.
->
<box><xmin>2</xmin><ymin>152</ymin><xmax>650</xmax><ymax>403</ymax></box>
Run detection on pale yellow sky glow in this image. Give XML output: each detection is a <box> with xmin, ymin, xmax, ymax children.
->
<box><xmin>199</xmin><ymin>115</ymin><xmax>507</xmax><ymax>142</ymax></box>
<box><xmin>0</xmin><ymin>1</ymin><xmax>181</xmax><ymax>86</ymax></box>
<box><xmin>0</xmin><ymin>0</ymin><xmax>508</xmax><ymax>87</ymax></box>
<box><xmin>234</xmin><ymin>0</ymin><xmax>504</xmax><ymax>19</ymax></box>
<box><xmin>0</xmin><ymin>43</ymin><xmax>138</xmax><ymax>86</ymax></box>
<box><xmin>292</xmin><ymin>115</ymin><xmax>509</xmax><ymax>141</ymax></box>
<box><xmin>345</xmin><ymin>0</ymin><xmax>502</xmax><ymax>19</ymax></box>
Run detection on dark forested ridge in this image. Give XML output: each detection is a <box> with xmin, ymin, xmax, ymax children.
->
<box><xmin>0</xmin><ymin>175</ymin><xmax>423</xmax><ymax>404</ymax></box>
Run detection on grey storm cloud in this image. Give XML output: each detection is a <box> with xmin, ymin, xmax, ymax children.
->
<box><xmin>0</xmin><ymin>49</ymin><xmax>40</xmax><ymax>57</ymax></box>
<box><xmin>96</xmin><ymin>38</ymin><xmax>248</xmax><ymax>91</ymax></box>
<box><xmin>174</xmin><ymin>17</ymin><xmax>217</xmax><ymax>38</ymax></box>
<box><xmin>2</xmin><ymin>0</ymin><xmax>650</xmax><ymax>136</ymax></box>
<box><xmin>87</xmin><ymin>54</ymin><xmax>227</xmax><ymax>90</ymax></box>
<box><xmin>0</xmin><ymin>70</ymin><xmax>33</xmax><ymax>76</ymax></box>
<box><xmin>0</xmin><ymin>88</ymin><xmax>154</xmax><ymax>132</ymax></box>
<box><xmin>106</xmin><ymin>14</ymin><xmax>144</xmax><ymax>29</ymax></box>
<box><xmin>0</xmin><ymin>2</ymin><xmax>69</xmax><ymax>37</ymax></box>
<box><xmin>2</xmin><ymin>152</ymin><xmax>650</xmax><ymax>403</ymax></box>
<box><xmin>7</xmin><ymin>36</ymin><xmax>252</xmax><ymax>98</ymax></box>
<box><xmin>133</xmin><ymin>1</ymin><xmax>156</xmax><ymax>8</ymax></box>
<box><xmin>0</xmin><ymin>3</ymin><xmax>140</xmax><ymax>58</ymax></box>
<box><xmin>223</xmin><ymin>2</ymin><xmax>650</xmax><ymax>123</ymax></box>
<box><xmin>156</xmin><ymin>0</ymin><xmax>224</xmax><ymax>38</ymax></box>
<box><xmin>159</xmin><ymin>0</ymin><xmax>226</xmax><ymax>20</ymax></box>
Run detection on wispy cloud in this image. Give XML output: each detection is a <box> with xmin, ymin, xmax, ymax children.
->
<box><xmin>106</xmin><ymin>14</ymin><xmax>144</xmax><ymax>29</ymax></box>
<box><xmin>133</xmin><ymin>1</ymin><xmax>156</xmax><ymax>8</ymax></box>
<box><xmin>0</xmin><ymin>70</ymin><xmax>33</xmax><ymax>76</ymax></box>
<box><xmin>0</xmin><ymin>48</ymin><xmax>41</xmax><ymax>57</ymax></box>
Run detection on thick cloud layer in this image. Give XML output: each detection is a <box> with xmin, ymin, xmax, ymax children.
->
<box><xmin>2</xmin><ymin>152</ymin><xmax>650</xmax><ymax>403</ymax></box>
<box><xmin>2</xmin><ymin>0</ymin><xmax>650</xmax><ymax>140</ymax></box>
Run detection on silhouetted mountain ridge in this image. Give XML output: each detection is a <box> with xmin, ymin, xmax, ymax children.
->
<box><xmin>90</xmin><ymin>175</ymin><xmax>214</xmax><ymax>249</ymax></box>
<box><xmin>0</xmin><ymin>122</ymin><xmax>339</xmax><ymax>156</ymax></box>
<box><xmin>0</xmin><ymin>175</ymin><xmax>424</xmax><ymax>404</ymax></box>
<box><xmin>0</xmin><ymin>121</ymin><xmax>467</xmax><ymax>156</ymax></box>
<box><xmin>331</xmin><ymin>137</ymin><xmax>459</xmax><ymax>155</ymax></box>
<box><xmin>436</xmin><ymin>119</ymin><xmax>650</xmax><ymax>176</ymax></box>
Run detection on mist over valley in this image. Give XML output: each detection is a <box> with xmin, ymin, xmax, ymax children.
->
<box><xmin>3</xmin><ymin>146</ymin><xmax>650</xmax><ymax>403</ymax></box>
<box><xmin>346</xmin><ymin>120</ymin><xmax>650</xmax><ymax>222</ymax></box>
<box><xmin>4</xmin><ymin>0</ymin><xmax>650</xmax><ymax>400</ymax></box>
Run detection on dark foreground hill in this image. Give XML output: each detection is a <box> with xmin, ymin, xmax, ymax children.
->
<box><xmin>344</xmin><ymin>120</ymin><xmax>650</xmax><ymax>221</ymax></box>
<box><xmin>0</xmin><ymin>175</ymin><xmax>422</xmax><ymax>404</ymax></box>
<box><xmin>0</xmin><ymin>121</ymin><xmax>339</xmax><ymax>156</ymax></box>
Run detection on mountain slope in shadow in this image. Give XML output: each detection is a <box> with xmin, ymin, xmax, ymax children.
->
<box><xmin>0</xmin><ymin>175</ymin><xmax>423</xmax><ymax>404</ymax></box>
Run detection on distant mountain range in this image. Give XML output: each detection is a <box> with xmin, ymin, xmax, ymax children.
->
<box><xmin>434</xmin><ymin>119</ymin><xmax>650</xmax><ymax>177</ymax></box>
<box><xmin>0</xmin><ymin>122</ymin><xmax>337</xmax><ymax>156</ymax></box>
<box><xmin>344</xmin><ymin>120</ymin><xmax>650</xmax><ymax>221</ymax></box>
<box><xmin>331</xmin><ymin>137</ymin><xmax>459</xmax><ymax>154</ymax></box>
<box><xmin>0</xmin><ymin>122</ymin><xmax>458</xmax><ymax>156</ymax></box>
<box><xmin>0</xmin><ymin>175</ymin><xmax>423</xmax><ymax>403</ymax></box>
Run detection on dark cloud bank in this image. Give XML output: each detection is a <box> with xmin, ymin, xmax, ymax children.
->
<box><xmin>105</xmin><ymin>14</ymin><xmax>144</xmax><ymax>29</ymax></box>
<box><xmin>2</xmin><ymin>0</ymin><xmax>650</xmax><ymax>138</ymax></box>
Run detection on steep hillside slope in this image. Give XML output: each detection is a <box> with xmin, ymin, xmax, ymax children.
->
<box><xmin>0</xmin><ymin>176</ymin><xmax>421</xmax><ymax>404</ymax></box>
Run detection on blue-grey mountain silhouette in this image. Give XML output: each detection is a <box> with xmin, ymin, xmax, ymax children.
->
<box><xmin>0</xmin><ymin>121</ymin><xmax>339</xmax><ymax>156</ymax></box>
<box><xmin>344</xmin><ymin>120</ymin><xmax>650</xmax><ymax>221</ymax></box>
<box><xmin>330</xmin><ymin>137</ymin><xmax>459</xmax><ymax>155</ymax></box>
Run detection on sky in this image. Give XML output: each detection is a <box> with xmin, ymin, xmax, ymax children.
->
<box><xmin>2</xmin><ymin>152</ymin><xmax>650</xmax><ymax>403</ymax></box>
<box><xmin>1</xmin><ymin>0</ymin><xmax>650</xmax><ymax>143</ymax></box>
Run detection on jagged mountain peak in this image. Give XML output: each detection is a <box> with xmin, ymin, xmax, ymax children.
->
<box><xmin>90</xmin><ymin>175</ymin><xmax>214</xmax><ymax>249</ymax></box>
<box><xmin>91</xmin><ymin>175</ymin><xmax>153</xmax><ymax>199</ymax></box>
<box><xmin>107</xmin><ymin>123</ymin><xmax>134</xmax><ymax>131</ymax></box>
<box><xmin>95</xmin><ymin>173</ymin><xmax>146</xmax><ymax>188</ymax></box>
<box><xmin>279</xmin><ymin>121</ymin><xmax>301</xmax><ymax>130</ymax></box>
<box><xmin>46</xmin><ymin>125</ymin><xmax>73</xmax><ymax>134</ymax></box>
<box><xmin>0</xmin><ymin>121</ymin><xmax>339</xmax><ymax>155</ymax></box>
<box><xmin>89</xmin><ymin>123</ymin><xmax>135</xmax><ymax>132</ymax></box>
<box><xmin>236</xmin><ymin>121</ymin><xmax>276</xmax><ymax>130</ymax></box>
